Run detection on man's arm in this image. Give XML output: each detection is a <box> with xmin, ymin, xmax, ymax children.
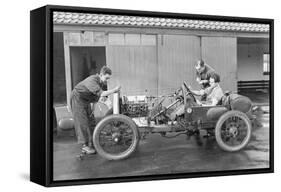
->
<box><xmin>191</xmin><ymin>85</ymin><xmax>214</xmax><ymax>97</ymax></box>
<box><xmin>190</xmin><ymin>89</ymin><xmax>205</xmax><ymax>96</ymax></box>
<box><xmin>199</xmin><ymin>79</ymin><xmax>209</xmax><ymax>84</ymax></box>
<box><xmin>84</xmin><ymin>76</ymin><xmax>121</xmax><ymax>97</ymax></box>
<box><xmin>100</xmin><ymin>86</ymin><xmax>121</xmax><ymax>97</ymax></box>
<box><xmin>196</xmin><ymin>75</ymin><xmax>209</xmax><ymax>85</ymax></box>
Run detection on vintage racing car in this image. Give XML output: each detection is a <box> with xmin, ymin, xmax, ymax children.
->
<box><xmin>89</xmin><ymin>82</ymin><xmax>254</xmax><ymax>160</ymax></box>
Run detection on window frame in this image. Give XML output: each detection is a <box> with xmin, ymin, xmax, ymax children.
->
<box><xmin>263</xmin><ymin>53</ymin><xmax>270</xmax><ymax>75</ymax></box>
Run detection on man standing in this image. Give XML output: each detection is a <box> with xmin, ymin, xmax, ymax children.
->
<box><xmin>71</xmin><ymin>66</ymin><xmax>120</xmax><ymax>154</ymax></box>
<box><xmin>195</xmin><ymin>59</ymin><xmax>216</xmax><ymax>100</ymax></box>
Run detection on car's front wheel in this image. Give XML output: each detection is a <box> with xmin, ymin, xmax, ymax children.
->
<box><xmin>93</xmin><ymin>114</ymin><xmax>139</xmax><ymax>160</ymax></box>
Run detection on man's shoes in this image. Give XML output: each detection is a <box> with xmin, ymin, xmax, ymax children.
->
<box><xmin>82</xmin><ymin>145</ymin><xmax>96</xmax><ymax>155</ymax></box>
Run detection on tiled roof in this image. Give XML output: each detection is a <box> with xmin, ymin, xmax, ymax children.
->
<box><xmin>53</xmin><ymin>12</ymin><xmax>269</xmax><ymax>33</ymax></box>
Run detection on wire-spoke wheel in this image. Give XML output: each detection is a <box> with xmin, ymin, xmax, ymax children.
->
<box><xmin>93</xmin><ymin>114</ymin><xmax>139</xmax><ymax>160</ymax></box>
<box><xmin>215</xmin><ymin>110</ymin><xmax>252</xmax><ymax>152</ymax></box>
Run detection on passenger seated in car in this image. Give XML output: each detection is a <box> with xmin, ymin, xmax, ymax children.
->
<box><xmin>191</xmin><ymin>73</ymin><xmax>224</xmax><ymax>106</ymax></box>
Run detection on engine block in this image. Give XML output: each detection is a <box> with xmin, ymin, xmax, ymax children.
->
<box><xmin>121</xmin><ymin>103</ymin><xmax>148</xmax><ymax>117</ymax></box>
<box><xmin>121</xmin><ymin>95</ymin><xmax>149</xmax><ymax>117</ymax></box>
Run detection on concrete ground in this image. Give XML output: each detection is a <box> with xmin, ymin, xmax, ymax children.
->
<box><xmin>53</xmin><ymin>110</ymin><xmax>270</xmax><ymax>181</ymax></box>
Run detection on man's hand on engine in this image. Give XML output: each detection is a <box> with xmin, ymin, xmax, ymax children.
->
<box><xmin>114</xmin><ymin>85</ymin><xmax>121</xmax><ymax>93</ymax></box>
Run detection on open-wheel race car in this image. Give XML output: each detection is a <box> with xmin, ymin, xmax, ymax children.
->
<box><xmin>91</xmin><ymin>82</ymin><xmax>254</xmax><ymax>160</ymax></box>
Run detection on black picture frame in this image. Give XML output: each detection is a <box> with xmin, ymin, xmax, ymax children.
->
<box><xmin>30</xmin><ymin>5</ymin><xmax>274</xmax><ymax>187</ymax></box>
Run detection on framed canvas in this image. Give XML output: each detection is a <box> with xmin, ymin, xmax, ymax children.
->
<box><xmin>30</xmin><ymin>5</ymin><xmax>274</xmax><ymax>187</ymax></box>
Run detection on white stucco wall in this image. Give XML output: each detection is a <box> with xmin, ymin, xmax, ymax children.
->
<box><xmin>237</xmin><ymin>43</ymin><xmax>269</xmax><ymax>81</ymax></box>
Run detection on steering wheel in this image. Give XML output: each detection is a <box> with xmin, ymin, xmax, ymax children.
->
<box><xmin>182</xmin><ymin>81</ymin><xmax>197</xmax><ymax>102</ymax></box>
<box><xmin>174</xmin><ymin>87</ymin><xmax>184</xmax><ymax>101</ymax></box>
<box><xmin>174</xmin><ymin>82</ymin><xmax>197</xmax><ymax>103</ymax></box>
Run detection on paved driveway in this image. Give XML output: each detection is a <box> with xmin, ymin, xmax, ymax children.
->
<box><xmin>53</xmin><ymin>109</ymin><xmax>270</xmax><ymax>181</ymax></box>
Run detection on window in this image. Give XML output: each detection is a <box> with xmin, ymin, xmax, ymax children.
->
<box><xmin>108</xmin><ymin>33</ymin><xmax>125</xmax><ymax>45</ymax></box>
<box><xmin>125</xmin><ymin>34</ymin><xmax>141</xmax><ymax>45</ymax></box>
<box><xmin>108</xmin><ymin>33</ymin><xmax>156</xmax><ymax>46</ymax></box>
<box><xmin>263</xmin><ymin>53</ymin><xmax>270</xmax><ymax>75</ymax></box>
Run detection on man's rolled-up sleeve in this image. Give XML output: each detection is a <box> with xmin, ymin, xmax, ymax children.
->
<box><xmin>84</xmin><ymin>79</ymin><xmax>103</xmax><ymax>97</ymax></box>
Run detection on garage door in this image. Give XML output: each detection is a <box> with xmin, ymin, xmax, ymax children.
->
<box><xmin>158</xmin><ymin>35</ymin><xmax>201</xmax><ymax>95</ymax></box>
<box><xmin>107</xmin><ymin>46</ymin><xmax>157</xmax><ymax>96</ymax></box>
<box><xmin>201</xmin><ymin>37</ymin><xmax>237</xmax><ymax>92</ymax></box>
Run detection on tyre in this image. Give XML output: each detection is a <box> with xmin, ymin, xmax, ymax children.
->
<box><xmin>93</xmin><ymin>114</ymin><xmax>139</xmax><ymax>160</ymax></box>
<box><xmin>215</xmin><ymin>110</ymin><xmax>252</xmax><ymax>152</ymax></box>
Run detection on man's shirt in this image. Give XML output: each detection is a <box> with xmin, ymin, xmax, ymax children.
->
<box><xmin>72</xmin><ymin>75</ymin><xmax>106</xmax><ymax>104</ymax></box>
<box><xmin>204</xmin><ymin>83</ymin><xmax>224</xmax><ymax>105</ymax></box>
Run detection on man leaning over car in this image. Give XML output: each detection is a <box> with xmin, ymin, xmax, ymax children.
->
<box><xmin>70</xmin><ymin>66</ymin><xmax>121</xmax><ymax>155</ymax></box>
<box><xmin>195</xmin><ymin>59</ymin><xmax>216</xmax><ymax>100</ymax></box>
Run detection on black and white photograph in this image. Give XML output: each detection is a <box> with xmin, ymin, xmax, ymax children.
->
<box><xmin>50</xmin><ymin>7</ymin><xmax>273</xmax><ymax>183</ymax></box>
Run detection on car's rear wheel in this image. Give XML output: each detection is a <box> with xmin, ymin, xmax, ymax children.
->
<box><xmin>215</xmin><ymin>110</ymin><xmax>252</xmax><ymax>152</ymax></box>
<box><xmin>93</xmin><ymin>114</ymin><xmax>139</xmax><ymax>160</ymax></box>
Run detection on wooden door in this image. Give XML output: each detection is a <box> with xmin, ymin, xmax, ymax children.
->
<box><xmin>201</xmin><ymin>37</ymin><xmax>237</xmax><ymax>92</ymax></box>
<box><xmin>158</xmin><ymin>35</ymin><xmax>201</xmax><ymax>95</ymax></box>
<box><xmin>106</xmin><ymin>46</ymin><xmax>158</xmax><ymax>96</ymax></box>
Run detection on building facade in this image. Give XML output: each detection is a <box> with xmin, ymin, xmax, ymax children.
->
<box><xmin>53</xmin><ymin>12</ymin><xmax>270</xmax><ymax>110</ymax></box>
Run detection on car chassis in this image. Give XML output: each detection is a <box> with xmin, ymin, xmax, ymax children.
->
<box><xmin>83</xmin><ymin>82</ymin><xmax>253</xmax><ymax>160</ymax></box>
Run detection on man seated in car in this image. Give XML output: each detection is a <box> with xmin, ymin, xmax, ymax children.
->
<box><xmin>191</xmin><ymin>73</ymin><xmax>224</xmax><ymax>106</ymax></box>
<box><xmin>167</xmin><ymin>73</ymin><xmax>223</xmax><ymax>121</ymax></box>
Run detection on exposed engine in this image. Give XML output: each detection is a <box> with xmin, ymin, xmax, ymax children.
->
<box><xmin>121</xmin><ymin>95</ymin><xmax>149</xmax><ymax>117</ymax></box>
<box><xmin>121</xmin><ymin>95</ymin><xmax>185</xmax><ymax>125</ymax></box>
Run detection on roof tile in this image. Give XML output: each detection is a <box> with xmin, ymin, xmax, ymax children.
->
<box><xmin>53</xmin><ymin>12</ymin><xmax>270</xmax><ymax>33</ymax></box>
